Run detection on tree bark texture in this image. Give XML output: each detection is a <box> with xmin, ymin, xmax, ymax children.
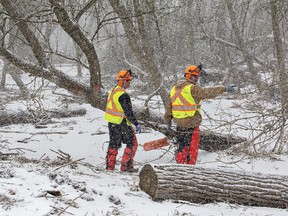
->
<box><xmin>139</xmin><ymin>164</ymin><xmax>288</xmax><ymax>209</ymax></box>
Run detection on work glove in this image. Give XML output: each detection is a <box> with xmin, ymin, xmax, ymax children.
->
<box><xmin>136</xmin><ymin>125</ymin><xmax>142</xmax><ymax>133</ymax></box>
<box><xmin>225</xmin><ymin>84</ymin><xmax>238</xmax><ymax>93</ymax></box>
<box><xmin>166</xmin><ymin>124</ymin><xmax>176</xmax><ymax>137</ymax></box>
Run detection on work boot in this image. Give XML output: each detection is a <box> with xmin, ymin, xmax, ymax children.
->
<box><xmin>121</xmin><ymin>167</ymin><xmax>139</xmax><ymax>173</ymax></box>
<box><xmin>106</xmin><ymin>148</ymin><xmax>118</xmax><ymax>170</ymax></box>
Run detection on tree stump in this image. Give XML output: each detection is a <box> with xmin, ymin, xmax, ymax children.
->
<box><xmin>139</xmin><ymin>164</ymin><xmax>288</xmax><ymax>209</ymax></box>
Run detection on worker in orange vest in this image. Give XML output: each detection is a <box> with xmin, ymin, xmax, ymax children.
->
<box><xmin>104</xmin><ymin>69</ymin><xmax>141</xmax><ymax>172</ymax></box>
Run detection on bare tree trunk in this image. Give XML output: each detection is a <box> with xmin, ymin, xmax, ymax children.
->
<box><xmin>108</xmin><ymin>0</ymin><xmax>169</xmax><ymax>106</ymax></box>
<box><xmin>0</xmin><ymin>15</ymin><xmax>29</xmax><ymax>95</ymax></box>
<box><xmin>0</xmin><ymin>0</ymin><xmax>106</xmax><ymax>109</ymax></box>
<box><xmin>43</xmin><ymin>17</ymin><xmax>55</xmax><ymax>63</ymax></box>
<box><xmin>186</xmin><ymin>0</ymin><xmax>196</xmax><ymax>64</ymax></box>
<box><xmin>74</xmin><ymin>42</ymin><xmax>83</xmax><ymax>77</ymax></box>
<box><xmin>139</xmin><ymin>164</ymin><xmax>288</xmax><ymax>209</ymax></box>
<box><xmin>1</xmin><ymin>0</ymin><xmax>47</xmax><ymax>67</ymax></box>
<box><xmin>49</xmin><ymin>0</ymin><xmax>101</xmax><ymax>91</ymax></box>
<box><xmin>9</xmin><ymin>64</ymin><xmax>29</xmax><ymax>96</ymax></box>
<box><xmin>0</xmin><ymin>59</ymin><xmax>7</xmax><ymax>89</ymax></box>
<box><xmin>270</xmin><ymin>0</ymin><xmax>288</xmax><ymax>153</ymax></box>
<box><xmin>0</xmin><ymin>48</ymin><xmax>106</xmax><ymax>110</ymax></box>
<box><xmin>225</xmin><ymin>1</ymin><xmax>264</xmax><ymax>90</ymax></box>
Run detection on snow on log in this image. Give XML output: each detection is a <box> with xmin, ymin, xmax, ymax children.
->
<box><xmin>139</xmin><ymin>164</ymin><xmax>288</xmax><ymax>209</ymax></box>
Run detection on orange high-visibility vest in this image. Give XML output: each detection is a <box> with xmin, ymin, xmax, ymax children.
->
<box><xmin>104</xmin><ymin>86</ymin><xmax>131</xmax><ymax>125</ymax></box>
<box><xmin>170</xmin><ymin>84</ymin><xmax>201</xmax><ymax>119</ymax></box>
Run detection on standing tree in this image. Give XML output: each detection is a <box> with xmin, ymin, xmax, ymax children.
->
<box><xmin>108</xmin><ymin>0</ymin><xmax>170</xmax><ymax>106</ymax></box>
<box><xmin>269</xmin><ymin>0</ymin><xmax>288</xmax><ymax>153</ymax></box>
<box><xmin>0</xmin><ymin>0</ymin><xmax>105</xmax><ymax>109</ymax></box>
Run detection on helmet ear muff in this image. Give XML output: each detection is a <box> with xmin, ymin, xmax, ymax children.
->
<box><xmin>185</xmin><ymin>73</ymin><xmax>192</xmax><ymax>79</ymax></box>
<box><xmin>118</xmin><ymin>80</ymin><xmax>123</xmax><ymax>87</ymax></box>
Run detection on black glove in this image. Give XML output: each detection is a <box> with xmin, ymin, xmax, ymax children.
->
<box><xmin>165</xmin><ymin>124</ymin><xmax>176</xmax><ymax>137</ymax></box>
<box><xmin>225</xmin><ymin>84</ymin><xmax>238</xmax><ymax>93</ymax></box>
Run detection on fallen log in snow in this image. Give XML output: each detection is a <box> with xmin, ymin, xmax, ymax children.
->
<box><xmin>0</xmin><ymin>108</ymin><xmax>86</xmax><ymax>126</ymax></box>
<box><xmin>199</xmin><ymin>130</ymin><xmax>246</xmax><ymax>152</ymax></box>
<box><xmin>142</xmin><ymin>121</ymin><xmax>246</xmax><ymax>151</ymax></box>
<box><xmin>139</xmin><ymin>164</ymin><xmax>288</xmax><ymax>209</ymax></box>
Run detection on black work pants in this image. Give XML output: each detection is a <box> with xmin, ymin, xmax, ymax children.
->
<box><xmin>108</xmin><ymin>119</ymin><xmax>134</xmax><ymax>149</ymax></box>
<box><xmin>176</xmin><ymin>127</ymin><xmax>194</xmax><ymax>152</ymax></box>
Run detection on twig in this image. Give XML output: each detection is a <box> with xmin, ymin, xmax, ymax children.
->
<box><xmin>0</xmin><ymin>130</ymin><xmax>28</xmax><ymax>134</ymax></box>
<box><xmin>54</xmin><ymin>158</ymin><xmax>85</xmax><ymax>171</ymax></box>
<box><xmin>30</xmin><ymin>131</ymin><xmax>68</xmax><ymax>135</ymax></box>
<box><xmin>50</xmin><ymin>149</ymin><xmax>70</xmax><ymax>158</ymax></box>
<box><xmin>0</xmin><ymin>152</ymin><xmax>19</xmax><ymax>157</ymax></box>
<box><xmin>48</xmin><ymin>205</ymin><xmax>74</xmax><ymax>215</ymax></box>
<box><xmin>39</xmin><ymin>153</ymin><xmax>47</xmax><ymax>160</ymax></box>
<box><xmin>57</xmin><ymin>192</ymin><xmax>85</xmax><ymax>216</ymax></box>
<box><xmin>8</xmin><ymin>147</ymin><xmax>36</xmax><ymax>153</ymax></box>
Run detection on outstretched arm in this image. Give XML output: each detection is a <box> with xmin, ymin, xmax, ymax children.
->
<box><xmin>192</xmin><ymin>85</ymin><xmax>226</xmax><ymax>101</ymax></box>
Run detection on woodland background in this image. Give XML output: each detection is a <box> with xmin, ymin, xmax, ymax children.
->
<box><xmin>0</xmin><ymin>1</ymin><xmax>288</xmax><ymax>215</ymax></box>
<box><xmin>0</xmin><ymin>0</ymin><xmax>287</xmax><ymax>155</ymax></box>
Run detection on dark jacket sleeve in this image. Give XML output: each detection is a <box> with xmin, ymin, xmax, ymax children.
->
<box><xmin>119</xmin><ymin>93</ymin><xmax>139</xmax><ymax>126</ymax></box>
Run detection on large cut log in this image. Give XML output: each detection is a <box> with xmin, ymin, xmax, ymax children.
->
<box><xmin>139</xmin><ymin>164</ymin><xmax>288</xmax><ymax>209</ymax></box>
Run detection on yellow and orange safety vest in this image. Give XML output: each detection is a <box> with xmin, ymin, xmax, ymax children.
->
<box><xmin>104</xmin><ymin>85</ymin><xmax>131</xmax><ymax>126</ymax></box>
<box><xmin>170</xmin><ymin>84</ymin><xmax>201</xmax><ymax>119</ymax></box>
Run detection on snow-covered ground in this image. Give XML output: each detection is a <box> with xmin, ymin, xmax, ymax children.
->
<box><xmin>0</xmin><ymin>71</ymin><xmax>287</xmax><ymax>216</ymax></box>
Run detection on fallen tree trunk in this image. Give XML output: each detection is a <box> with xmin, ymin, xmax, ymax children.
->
<box><xmin>0</xmin><ymin>108</ymin><xmax>86</xmax><ymax>126</ymax></box>
<box><xmin>142</xmin><ymin>120</ymin><xmax>246</xmax><ymax>152</ymax></box>
<box><xmin>199</xmin><ymin>130</ymin><xmax>246</xmax><ymax>152</ymax></box>
<box><xmin>139</xmin><ymin>164</ymin><xmax>288</xmax><ymax>209</ymax></box>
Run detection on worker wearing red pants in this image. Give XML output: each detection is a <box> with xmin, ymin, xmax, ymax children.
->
<box><xmin>104</xmin><ymin>69</ymin><xmax>141</xmax><ymax>172</ymax></box>
<box><xmin>164</xmin><ymin>65</ymin><xmax>235</xmax><ymax>164</ymax></box>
